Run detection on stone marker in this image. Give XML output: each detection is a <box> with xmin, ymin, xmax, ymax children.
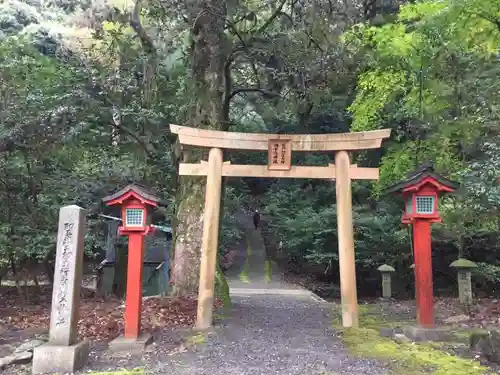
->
<box><xmin>450</xmin><ymin>258</ymin><xmax>477</xmax><ymax>305</ymax></box>
<box><xmin>32</xmin><ymin>205</ymin><xmax>89</xmax><ymax>374</ymax></box>
<box><xmin>377</xmin><ymin>264</ymin><xmax>395</xmax><ymax>298</ymax></box>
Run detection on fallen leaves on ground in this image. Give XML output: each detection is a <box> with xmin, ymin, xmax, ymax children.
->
<box><xmin>469</xmin><ymin>299</ymin><xmax>500</xmax><ymax>327</ymax></box>
<box><xmin>0</xmin><ymin>285</ymin><xmax>223</xmax><ymax>342</ymax></box>
<box><xmin>281</xmin><ymin>271</ymin><xmax>500</xmax><ymax>330</ymax></box>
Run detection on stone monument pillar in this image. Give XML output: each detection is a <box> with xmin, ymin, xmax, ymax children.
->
<box><xmin>377</xmin><ymin>264</ymin><xmax>396</xmax><ymax>298</ymax></box>
<box><xmin>32</xmin><ymin>205</ymin><xmax>90</xmax><ymax>374</ymax></box>
<box><xmin>450</xmin><ymin>258</ymin><xmax>477</xmax><ymax>305</ymax></box>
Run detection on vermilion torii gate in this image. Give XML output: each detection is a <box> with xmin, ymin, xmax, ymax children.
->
<box><xmin>170</xmin><ymin>124</ymin><xmax>391</xmax><ymax>329</ymax></box>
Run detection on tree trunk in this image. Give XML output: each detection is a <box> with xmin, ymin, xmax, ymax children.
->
<box><xmin>171</xmin><ymin>0</ymin><xmax>229</xmax><ymax>295</ymax></box>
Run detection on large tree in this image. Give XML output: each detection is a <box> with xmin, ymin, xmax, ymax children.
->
<box><xmin>168</xmin><ymin>0</ymin><xmax>370</xmax><ymax>294</ymax></box>
<box><xmin>170</xmin><ymin>0</ymin><xmax>229</xmax><ymax>294</ymax></box>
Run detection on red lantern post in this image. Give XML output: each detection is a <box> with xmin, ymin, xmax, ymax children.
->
<box><xmin>102</xmin><ymin>184</ymin><xmax>160</xmax><ymax>341</ymax></box>
<box><xmin>386</xmin><ymin>164</ymin><xmax>458</xmax><ymax>327</ymax></box>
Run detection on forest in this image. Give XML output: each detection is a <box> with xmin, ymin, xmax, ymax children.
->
<box><xmin>0</xmin><ymin>0</ymin><xmax>499</xmax><ymax>300</ymax></box>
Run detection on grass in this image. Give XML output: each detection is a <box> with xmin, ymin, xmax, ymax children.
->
<box><xmin>332</xmin><ymin>304</ymin><xmax>408</xmax><ymax>330</ymax></box>
<box><xmin>264</xmin><ymin>259</ymin><xmax>272</xmax><ymax>283</ymax></box>
<box><xmin>185</xmin><ymin>332</ymin><xmax>206</xmax><ymax>346</ymax></box>
<box><xmin>239</xmin><ymin>236</ymin><xmax>253</xmax><ymax>283</ymax></box>
<box><xmin>239</xmin><ymin>260</ymin><xmax>250</xmax><ymax>283</ymax></box>
<box><xmin>333</xmin><ymin>304</ymin><xmax>493</xmax><ymax>375</ymax></box>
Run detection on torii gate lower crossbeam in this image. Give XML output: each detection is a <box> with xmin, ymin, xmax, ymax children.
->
<box><xmin>170</xmin><ymin>125</ymin><xmax>391</xmax><ymax>330</ymax></box>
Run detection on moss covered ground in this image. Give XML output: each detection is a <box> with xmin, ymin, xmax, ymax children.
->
<box><xmin>215</xmin><ymin>261</ymin><xmax>232</xmax><ymax>308</ymax></box>
<box><xmin>333</xmin><ymin>304</ymin><xmax>493</xmax><ymax>375</ymax></box>
<box><xmin>185</xmin><ymin>332</ymin><xmax>207</xmax><ymax>346</ymax></box>
<box><xmin>264</xmin><ymin>259</ymin><xmax>272</xmax><ymax>283</ymax></box>
<box><xmin>238</xmin><ymin>236</ymin><xmax>252</xmax><ymax>283</ymax></box>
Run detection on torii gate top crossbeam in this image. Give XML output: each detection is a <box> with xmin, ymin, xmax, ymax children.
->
<box><xmin>170</xmin><ymin>124</ymin><xmax>391</xmax><ymax>151</ymax></box>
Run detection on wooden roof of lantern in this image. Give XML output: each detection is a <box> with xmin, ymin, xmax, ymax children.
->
<box><xmin>102</xmin><ymin>183</ymin><xmax>166</xmax><ymax>207</ymax></box>
<box><xmin>385</xmin><ymin>163</ymin><xmax>460</xmax><ymax>195</ymax></box>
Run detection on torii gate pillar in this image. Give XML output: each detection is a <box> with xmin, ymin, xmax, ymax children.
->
<box><xmin>335</xmin><ymin>150</ymin><xmax>359</xmax><ymax>327</ymax></box>
<box><xmin>196</xmin><ymin>148</ymin><xmax>223</xmax><ymax>329</ymax></box>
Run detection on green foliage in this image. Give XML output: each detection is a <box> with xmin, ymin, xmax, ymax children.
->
<box><xmin>219</xmin><ymin>187</ymin><xmax>244</xmax><ymax>255</ymax></box>
<box><xmin>342</xmin><ymin>0</ymin><xmax>500</xmax><ymax>283</ymax></box>
<box><xmin>375</xmin><ymin>138</ymin><xmax>462</xmax><ymax>194</ymax></box>
<box><xmin>0</xmin><ymin>1</ymin><xmax>181</xmax><ymax>285</ymax></box>
<box><xmin>474</xmin><ymin>263</ymin><xmax>500</xmax><ymax>284</ymax></box>
<box><xmin>264</xmin><ymin>183</ymin><xmax>409</xmax><ymax>273</ymax></box>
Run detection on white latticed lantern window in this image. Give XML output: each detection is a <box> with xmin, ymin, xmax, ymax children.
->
<box><xmin>125</xmin><ymin>208</ymin><xmax>144</xmax><ymax>226</ymax></box>
<box><xmin>415</xmin><ymin>196</ymin><xmax>434</xmax><ymax>214</ymax></box>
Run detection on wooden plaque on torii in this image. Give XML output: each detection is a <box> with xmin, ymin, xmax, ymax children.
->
<box><xmin>268</xmin><ymin>139</ymin><xmax>292</xmax><ymax>171</ymax></box>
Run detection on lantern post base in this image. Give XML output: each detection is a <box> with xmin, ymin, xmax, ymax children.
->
<box><xmin>108</xmin><ymin>333</ymin><xmax>153</xmax><ymax>353</ymax></box>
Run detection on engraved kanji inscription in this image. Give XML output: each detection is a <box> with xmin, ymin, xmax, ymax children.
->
<box><xmin>268</xmin><ymin>139</ymin><xmax>291</xmax><ymax>170</ymax></box>
<box><xmin>55</xmin><ymin>222</ymin><xmax>74</xmax><ymax>326</ymax></box>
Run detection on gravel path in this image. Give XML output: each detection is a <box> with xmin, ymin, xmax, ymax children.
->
<box><xmin>150</xmin><ymin>295</ymin><xmax>387</xmax><ymax>375</ymax></box>
<box><xmin>148</xmin><ymin>214</ymin><xmax>388</xmax><ymax>375</ymax></box>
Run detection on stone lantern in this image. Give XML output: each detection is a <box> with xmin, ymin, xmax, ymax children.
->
<box><xmin>377</xmin><ymin>264</ymin><xmax>396</xmax><ymax>298</ymax></box>
<box><xmin>450</xmin><ymin>259</ymin><xmax>477</xmax><ymax>305</ymax></box>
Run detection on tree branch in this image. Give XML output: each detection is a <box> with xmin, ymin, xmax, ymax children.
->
<box><xmin>228</xmin><ymin>87</ymin><xmax>280</xmax><ymax>102</ymax></box>
<box><xmin>107</xmin><ymin>102</ymin><xmax>157</xmax><ymax>157</ymax></box>
<box><xmin>226</xmin><ymin>19</ymin><xmax>247</xmax><ymax>47</ymax></box>
<box><xmin>221</xmin><ymin>57</ymin><xmax>233</xmax><ymax>129</ymax></box>
<box><xmin>130</xmin><ymin>0</ymin><xmax>156</xmax><ymax>55</ymax></box>
<box><xmin>108</xmin><ymin>119</ymin><xmax>157</xmax><ymax>157</ymax></box>
<box><xmin>257</xmin><ymin>0</ymin><xmax>288</xmax><ymax>34</ymax></box>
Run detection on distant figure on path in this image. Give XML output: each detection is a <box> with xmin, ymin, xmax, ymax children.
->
<box><xmin>252</xmin><ymin>210</ymin><xmax>261</xmax><ymax>229</ymax></box>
